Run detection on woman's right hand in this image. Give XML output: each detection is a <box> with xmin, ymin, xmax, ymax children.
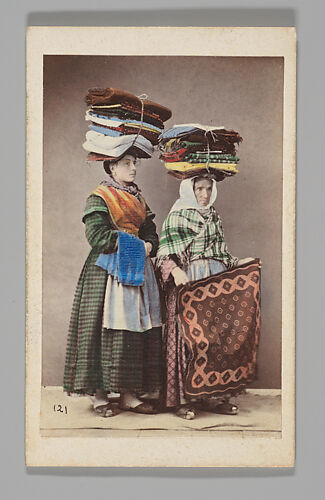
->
<box><xmin>171</xmin><ymin>267</ymin><xmax>190</xmax><ymax>286</ymax></box>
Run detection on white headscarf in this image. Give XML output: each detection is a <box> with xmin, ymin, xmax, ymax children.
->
<box><xmin>169</xmin><ymin>177</ymin><xmax>217</xmax><ymax>214</ymax></box>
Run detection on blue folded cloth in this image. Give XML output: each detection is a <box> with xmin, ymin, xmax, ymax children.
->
<box><xmin>89</xmin><ymin>124</ymin><xmax>122</xmax><ymax>137</ymax></box>
<box><xmin>95</xmin><ymin>231</ymin><xmax>146</xmax><ymax>286</ymax></box>
<box><xmin>159</xmin><ymin>125</ymin><xmax>199</xmax><ymax>140</ymax></box>
<box><xmin>96</xmin><ymin>252</ymin><xmax>119</xmax><ymax>278</ymax></box>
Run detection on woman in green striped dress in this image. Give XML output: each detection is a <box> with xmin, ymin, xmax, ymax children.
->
<box><xmin>63</xmin><ymin>153</ymin><xmax>162</xmax><ymax>416</ymax></box>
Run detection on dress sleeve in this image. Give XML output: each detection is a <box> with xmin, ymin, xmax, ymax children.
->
<box><xmin>159</xmin><ymin>257</ymin><xmax>178</xmax><ymax>282</ymax></box>
<box><xmin>138</xmin><ymin>203</ymin><xmax>159</xmax><ymax>257</ymax></box>
<box><xmin>82</xmin><ymin>195</ymin><xmax>118</xmax><ymax>253</ymax></box>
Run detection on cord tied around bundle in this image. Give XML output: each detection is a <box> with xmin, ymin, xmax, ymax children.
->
<box><xmin>130</xmin><ymin>93</ymin><xmax>148</xmax><ymax>150</ymax></box>
<box><xmin>204</xmin><ymin>130</ymin><xmax>212</xmax><ymax>173</ymax></box>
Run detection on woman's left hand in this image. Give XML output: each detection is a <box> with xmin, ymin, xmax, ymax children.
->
<box><xmin>237</xmin><ymin>257</ymin><xmax>255</xmax><ymax>266</ymax></box>
<box><xmin>144</xmin><ymin>242</ymin><xmax>153</xmax><ymax>257</ymax></box>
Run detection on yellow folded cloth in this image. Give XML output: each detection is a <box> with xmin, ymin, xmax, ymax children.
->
<box><xmin>164</xmin><ymin>162</ymin><xmax>239</xmax><ymax>174</ymax></box>
<box><xmin>124</xmin><ymin>122</ymin><xmax>160</xmax><ymax>134</ymax></box>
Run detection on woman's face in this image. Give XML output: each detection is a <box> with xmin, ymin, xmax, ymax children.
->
<box><xmin>193</xmin><ymin>178</ymin><xmax>213</xmax><ymax>207</ymax></box>
<box><xmin>110</xmin><ymin>155</ymin><xmax>138</xmax><ymax>185</ymax></box>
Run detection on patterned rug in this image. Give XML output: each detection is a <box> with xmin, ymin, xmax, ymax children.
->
<box><xmin>177</xmin><ymin>259</ymin><xmax>261</xmax><ymax>398</ymax></box>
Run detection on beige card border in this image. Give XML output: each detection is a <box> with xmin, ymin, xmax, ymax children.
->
<box><xmin>26</xmin><ymin>26</ymin><xmax>296</xmax><ymax>467</ymax></box>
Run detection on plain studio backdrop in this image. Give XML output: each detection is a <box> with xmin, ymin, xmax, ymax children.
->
<box><xmin>43</xmin><ymin>55</ymin><xmax>283</xmax><ymax>390</ymax></box>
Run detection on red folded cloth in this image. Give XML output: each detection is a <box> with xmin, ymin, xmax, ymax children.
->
<box><xmin>90</xmin><ymin>122</ymin><xmax>159</xmax><ymax>145</ymax></box>
<box><xmin>90</xmin><ymin>102</ymin><xmax>164</xmax><ymax>129</ymax></box>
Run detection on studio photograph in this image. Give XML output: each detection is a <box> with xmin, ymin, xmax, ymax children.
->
<box><xmin>26</xmin><ymin>27</ymin><xmax>296</xmax><ymax>467</ymax></box>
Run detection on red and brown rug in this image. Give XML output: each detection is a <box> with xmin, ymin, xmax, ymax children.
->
<box><xmin>177</xmin><ymin>259</ymin><xmax>261</xmax><ymax>397</ymax></box>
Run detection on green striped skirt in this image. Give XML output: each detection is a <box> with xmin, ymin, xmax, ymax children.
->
<box><xmin>63</xmin><ymin>248</ymin><xmax>162</xmax><ymax>395</ymax></box>
<box><xmin>101</xmin><ymin>327</ymin><xmax>162</xmax><ymax>393</ymax></box>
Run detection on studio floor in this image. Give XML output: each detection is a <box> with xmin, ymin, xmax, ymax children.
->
<box><xmin>40</xmin><ymin>387</ymin><xmax>281</xmax><ymax>438</ymax></box>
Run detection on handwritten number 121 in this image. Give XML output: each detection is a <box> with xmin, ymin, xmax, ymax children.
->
<box><xmin>54</xmin><ymin>404</ymin><xmax>68</xmax><ymax>414</ymax></box>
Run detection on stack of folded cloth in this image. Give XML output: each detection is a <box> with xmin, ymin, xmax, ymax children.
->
<box><xmin>158</xmin><ymin>123</ymin><xmax>243</xmax><ymax>179</ymax></box>
<box><xmin>83</xmin><ymin>87</ymin><xmax>172</xmax><ymax>161</ymax></box>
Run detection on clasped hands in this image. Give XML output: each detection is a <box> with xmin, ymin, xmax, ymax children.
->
<box><xmin>144</xmin><ymin>242</ymin><xmax>152</xmax><ymax>257</ymax></box>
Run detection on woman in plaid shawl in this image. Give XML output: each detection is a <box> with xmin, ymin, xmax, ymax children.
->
<box><xmin>63</xmin><ymin>153</ymin><xmax>162</xmax><ymax>417</ymax></box>
<box><xmin>157</xmin><ymin>174</ymin><xmax>252</xmax><ymax>419</ymax></box>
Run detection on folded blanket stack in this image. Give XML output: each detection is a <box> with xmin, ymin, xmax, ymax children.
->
<box><xmin>159</xmin><ymin>124</ymin><xmax>243</xmax><ymax>180</ymax></box>
<box><xmin>83</xmin><ymin>87</ymin><xmax>172</xmax><ymax>161</ymax></box>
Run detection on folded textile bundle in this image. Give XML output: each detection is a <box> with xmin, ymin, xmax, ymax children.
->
<box><xmin>159</xmin><ymin>123</ymin><xmax>243</xmax><ymax>180</ymax></box>
<box><xmin>83</xmin><ymin>87</ymin><xmax>172</xmax><ymax>161</ymax></box>
<box><xmin>85</xmin><ymin>87</ymin><xmax>172</xmax><ymax>122</ymax></box>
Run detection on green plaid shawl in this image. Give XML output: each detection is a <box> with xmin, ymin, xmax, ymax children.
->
<box><xmin>157</xmin><ymin>207</ymin><xmax>237</xmax><ymax>268</ymax></box>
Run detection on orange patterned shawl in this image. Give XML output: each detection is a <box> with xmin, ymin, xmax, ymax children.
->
<box><xmin>92</xmin><ymin>185</ymin><xmax>147</xmax><ymax>236</ymax></box>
